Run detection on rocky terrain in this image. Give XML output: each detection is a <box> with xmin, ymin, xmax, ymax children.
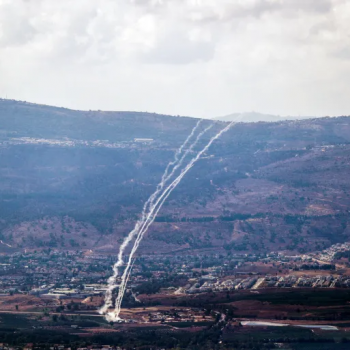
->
<box><xmin>1</xmin><ymin>99</ymin><xmax>350</xmax><ymax>255</ymax></box>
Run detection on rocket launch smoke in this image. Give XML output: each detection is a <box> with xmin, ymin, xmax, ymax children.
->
<box><xmin>100</xmin><ymin>120</ymin><xmax>234</xmax><ymax>321</ymax></box>
<box><xmin>108</xmin><ymin>123</ymin><xmax>215</xmax><ymax>320</ymax></box>
<box><xmin>99</xmin><ymin>119</ymin><xmax>204</xmax><ymax>315</ymax></box>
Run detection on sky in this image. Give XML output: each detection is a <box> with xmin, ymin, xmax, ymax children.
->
<box><xmin>0</xmin><ymin>0</ymin><xmax>349</xmax><ymax>119</ymax></box>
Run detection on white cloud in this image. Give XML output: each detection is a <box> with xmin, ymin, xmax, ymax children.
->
<box><xmin>0</xmin><ymin>0</ymin><xmax>349</xmax><ymax>118</ymax></box>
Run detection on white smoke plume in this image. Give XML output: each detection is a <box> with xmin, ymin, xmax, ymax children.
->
<box><xmin>99</xmin><ymin>119</ymin><xmax>205</xmax><ymax>315</ymax></box>
<box><xmin>107</xmin><ymin>123</ymin><xmax>215</xmax><ymax>320</ymax></box>
<box><xmin>106</xmin><ymin>121</ymin><xmax>234</xmax><ymax>321</ymax></box>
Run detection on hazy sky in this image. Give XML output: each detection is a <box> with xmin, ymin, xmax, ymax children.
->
<box><xmin>0</xmin><ymin>0</ymin><xmax>349</xmax><ymax>118</ymax></box>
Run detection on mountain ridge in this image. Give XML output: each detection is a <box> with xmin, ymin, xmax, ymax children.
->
<box><xmin>1</xmin><ymin>99</ymin><xmax>350</xmax><ymax>255</ymax></box>
<box><xmin>214</xmin><ymin>111</ymin><xmax>314</xmax><ymax>123</ymax></box>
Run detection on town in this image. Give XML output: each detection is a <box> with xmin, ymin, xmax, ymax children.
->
<box><xmin>1</xmin><ymin>245</ymin><xmax>350</xmax><ymax>301</ymax></box>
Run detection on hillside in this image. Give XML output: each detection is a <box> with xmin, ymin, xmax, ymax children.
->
<box><xmin>214</xmin><ymin>112</ymin><xmax>310</xmax><ymax>123</ymax></box>
<box><xmin>1</xmin><ymin>99</ymin><xmax>350</xmax><ymax>255</ymax></box>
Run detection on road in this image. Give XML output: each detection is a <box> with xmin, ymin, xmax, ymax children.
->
<box><xmin>0</xmin><ymin>310</ymin><xmax>103</xmax><ymax>317</ymax></box>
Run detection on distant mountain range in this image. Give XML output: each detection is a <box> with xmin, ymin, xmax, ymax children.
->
<box><xmin>213</xmin><ymin>112</ymin><xmax>312</xmax><ymax>123</ymax></box>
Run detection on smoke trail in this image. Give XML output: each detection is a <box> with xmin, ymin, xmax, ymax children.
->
<box><xmin>99</xmin><ymin>119</ymin><xmax>204</xmax><ymax>314</ymax></box>
<box><xmin>107</xmin><ymin>123</ymin><xmax>214</xmax><ymax>319</ymax></box>
<box><xmin>140</xmin><ymin>119</ymin><xmax>204</xmax><ymax>219</ymax></box>
<box><xmin>160</xmin><ymin>119</ymin><xmax>203</xmax><ymax>185</ymax></box>
<box><xmin>108</xmin><ymin>121</ymin><xmax>234</xmax><ymax>321</ymax></box>
<box><xmin>125</xmin><ymin>259</ymin><xmax>135</xmax><ymax>292</ymax></box>
<box><xmin>109</xmin><ymin>121</ymin><xmax>233</xmax><ymax>321</ymax></box>
<box><xmin>159</xmin><ymin>122</ymin><xmax>214</xmax><ymax>195</ymax></box>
